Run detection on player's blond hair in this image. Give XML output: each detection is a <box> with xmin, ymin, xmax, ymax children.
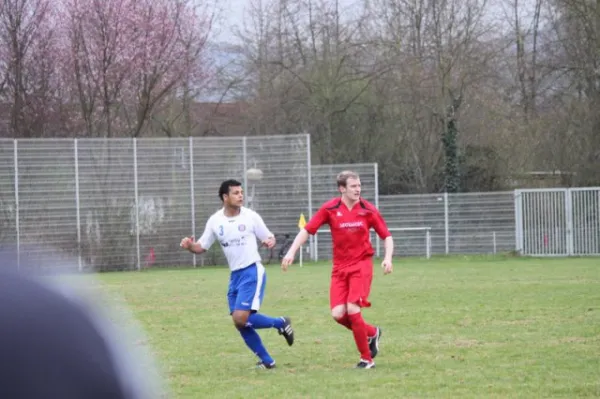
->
<box><xmin>337</xmin><ymin>170</ymin><xmax>360</xmax><ymax>187</ymax></box>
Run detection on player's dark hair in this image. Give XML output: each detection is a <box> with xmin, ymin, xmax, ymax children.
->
<box><xmin>218</xmin><ymin>179</ymin><xmax>243</xmax><ymax>201</ymax></box>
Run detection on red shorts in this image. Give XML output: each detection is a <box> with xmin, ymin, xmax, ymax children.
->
<box><xmin>329</xmin><ymin>258</ymin><xmax>374</xmax><ymax>309</ymax></box>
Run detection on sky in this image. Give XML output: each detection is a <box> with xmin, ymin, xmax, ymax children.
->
<box><xmin>202</xmin><ymin>0</ymin><xmax>538</xmax><ymax>102</ymax></box>
<box><xmin>209</xmin><ymin>0</ymin><xmax>359</xmax><ymax>44</ymax></box>
<box><xmin>209</xmin><ymin>0</ymin><xmax>537</xmax><ymax>45</ymax></box>
<box><xmin>210</xmin><ymin>0</ymin><xmax>242</xmax><ymax>44</ymax></box>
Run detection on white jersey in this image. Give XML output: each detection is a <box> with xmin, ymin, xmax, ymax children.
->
<box><xmin>196</xmin><ymin>207</ymin><xmax>273</xmax><ymax>271</ymax></box>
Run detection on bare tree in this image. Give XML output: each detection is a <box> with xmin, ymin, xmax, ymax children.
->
<box><xmin>540</xmin><ymin>0</ymin><xmax>600</xmax><ymax>185</ymax></box>
<box><xmin>222</xmin><ymin>0</ymin><xmax>389</xmax><ymax>162</ymax></box>
<box><xmin>361</xmin><ymin>0</ymin><xmax>503</xmax><ymax>192</ymax></box>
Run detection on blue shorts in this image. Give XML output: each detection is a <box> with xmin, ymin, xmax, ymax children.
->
<box><xmin>227</xmin><ymin>262</ymin><xmax>266</xmax><ymax>314</ymax></box>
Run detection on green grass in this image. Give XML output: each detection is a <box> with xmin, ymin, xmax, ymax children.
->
<box><xmin>92</xmin><ymin>256</ymin><xmax>600</xmax><ymax>398</ymax></box>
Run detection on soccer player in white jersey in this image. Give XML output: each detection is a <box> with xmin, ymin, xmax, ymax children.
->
<box><xmin>180</xmin><ymin>179</ymin><xmax>294</xmax><ymax>369</ymax></box>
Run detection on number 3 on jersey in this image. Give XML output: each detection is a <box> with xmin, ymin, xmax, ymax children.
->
<box><xmin>219</xmin><ymin>225</ymin><xmax>224</xmax><ymax>236</ymax></box>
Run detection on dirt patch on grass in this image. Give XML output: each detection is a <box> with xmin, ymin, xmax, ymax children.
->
<box><xmin>555</xmin><ymin>336</ymin><xmax>589</xmax><ymax>344</ymax></box>
<box><xmin>454</xmin><ymin>339</ymin><xmax>480</xmax><ymax>347</ymax></box>
<box><xmin>492</xmin><ymin>318</ymin><xmax>535</xmax><ymax>326</ymax></box>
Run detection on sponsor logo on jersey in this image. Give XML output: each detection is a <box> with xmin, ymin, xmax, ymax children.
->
<box><xmin>339</xmin><ymin>221</ymin><xmax>364</xmax><ymax>228</ymax></box>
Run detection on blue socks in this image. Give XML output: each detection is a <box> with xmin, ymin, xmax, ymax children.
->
<box><xmin>239</xmin><ymin>327</ymin><xmax>274</xmax><ymax>364</ymax></box>
<box><xmin>238</xmin><ymin>314</ymin><xmax>285</xmax><ymax>364</ymax></box>
<box><xmin>247</xmin><ymin>313</ymin><xmax>285</xmax><ymax>329</ymax></box>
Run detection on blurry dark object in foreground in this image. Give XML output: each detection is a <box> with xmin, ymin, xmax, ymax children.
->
<box><xmin>0</xmin><ymin>245</ymin><xmax>165</xmax><ymax>398</ymax></box>
<box><xmin>0</xmin><ymin>243</ymin><xmax>82</xmax><ymax>275</ymax></box>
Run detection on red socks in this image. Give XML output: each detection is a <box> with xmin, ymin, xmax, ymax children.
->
<box><xmin>335</xmin><ymin>314</ymin><xmax>378</xmax><ymax>336</ymax></box>
<box><xmin>365</xmin><ymin>322</ymin><xmax>377</xmax><ymax>338</ymax></box>
<box><xmin>348</xmin><ymin>313</ymin><xmax>373</xmax><ymax>361</ymax></box>
<box><xmin>334</xmin><ymin>314</ymin><xmax>352</xmax><ymax>330</ymax></box>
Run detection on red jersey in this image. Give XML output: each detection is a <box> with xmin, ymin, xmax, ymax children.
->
<box><xmin>304</xmin><ymin>197</ymin><xmax>391</xmax><ymax>269</ymax></box>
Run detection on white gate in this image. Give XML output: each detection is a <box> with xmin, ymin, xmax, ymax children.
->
<box><xmin>515</xmin><ymin>188</ymin><xmax>600</xmax><ymax>256</ymax></box>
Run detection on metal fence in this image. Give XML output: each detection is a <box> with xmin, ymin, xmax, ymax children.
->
<box><xmin>0</xmin><ymin>136</ymin><xmax>311</xmax><ymax>271</ymax></box>
<box><xmin>368</xmin><ymin>191</ymin><xmax>515</xmax><ymax>258</ymax></box>
<box><xmin>1</xmin><ymin>136</ymin><xmax>598</xmax><ymax>272</ymax></box>
<box><xmin>515</xmin><ymin>188</ymin><xmax>600</xmax><ymax>256</ymax></box>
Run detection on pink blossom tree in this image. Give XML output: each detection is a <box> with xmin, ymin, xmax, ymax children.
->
<box><xmin>0</xmin><ymin>0</ymin><xmax>64</xmax><ymax>137</ymax></box>
<box><xmin>57</xmin><ymin>0</ymin><xmax>213</xmax><ymax>137</ymax></box>
<box><xmin>126</xmin><ymin>0</ymin><xmax>213</xmax><ymax>137</ymax></box>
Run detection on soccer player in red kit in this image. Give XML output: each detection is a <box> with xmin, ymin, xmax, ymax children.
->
<box><xmin>281</xmin><ymin>171</ymin><xmax>394</xmax><ymax>369</ymax></box>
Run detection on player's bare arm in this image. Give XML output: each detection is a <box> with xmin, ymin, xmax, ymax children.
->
<box><xmin>180</xmin><ymin>236</ymin><xmax>207</xmax><ymax>254</ymax></box>
<box><xmin>369</xmin><ymin>207</ymin><xmax>394</xmax><ymax>275</ymax></box>
<box><xmin>282</xmin><ymin>205</ymin><xmax>329</xmax><ymax>271</ymax></box>
<box><xmin>252</xmin><ymin>211</ymin><xmax>277</xmax><ymax>250</ymax></box>
<box><xmin>281</xmin><ymin>229</ymin><xmax>310</xmax><ymax>270</ymax></box>
<box><xmin>381</xmin><ymin>236</ymin><xmax>394</xmax><ymax>274</ymax></box>
<box><xmin>258</xmin><ymin>229</ymin><xmax>276</xmax><ymax>249</ymax></box>
<box><xmin>261</xmin><ymin>236</ymin><xmax>276</xmax><ymax>249</ymax></box>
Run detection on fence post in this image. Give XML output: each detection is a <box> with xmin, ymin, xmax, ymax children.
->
<box><xmin>243</xmin><ymin>136</ymin><xmax>248</xmax><ymax>194</ymax></box>
<box><xmin>74</xmin><ymin>139</ymin><xmax>82</xmax><ymax>272</ymax></box>
<box><xmin>426</xmin><ymin>229</ymin><xmax>431</xmax><ymax>259</ymax></box>
<box><xmin>565</xmin><ymin>188</ymin><xmax>574</xmax><ymax>256</ymax></box>
<box><xmin>13</xmin><ymin>139</ymin><xmax>20</xmax><ymax>270</ymax></box>
<box><xmin>513</xmin><ymin>190</ymin><xmax>522</xmax><ymax>254</ymax></box>
<box><xmin>189</xmin><ymin>136</ymin><xmax>196</xmax><ymax>267</ymax></box>
<box><xmin>374</xmin><ymin>162</ymin><xmax>380</xmax><ymax>258</ymax></box>
<box><xmin>133</xmin><ymin>138</ymin><xmax>140</xmax><ymax>271</ymax></box>
<box><xmin>444</xmin><ymin>192</ymin><xmax>449</xmax><ymax>254</ymax></box>
<box><xmin>306</xmin><ymin>133</ymin><xmax>313</xmax><ymax>261</ymax></box>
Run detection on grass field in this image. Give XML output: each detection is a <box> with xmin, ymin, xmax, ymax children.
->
<box><xmin>94</xmin><ymin>255</ymin><xmax>600</xmax><ymax>399</ymax></box>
